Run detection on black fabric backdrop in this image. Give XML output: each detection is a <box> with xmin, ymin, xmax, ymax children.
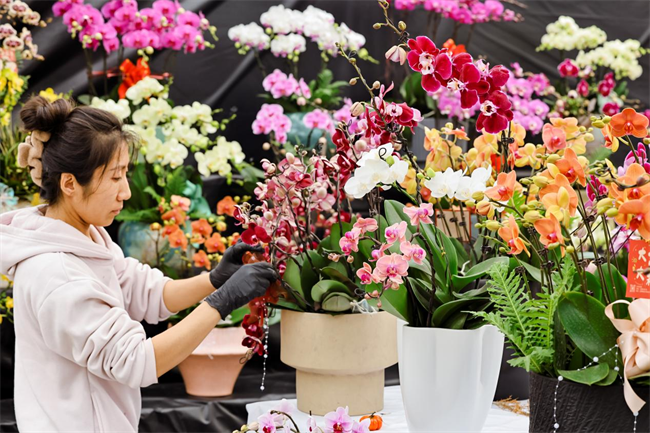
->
<box><xmin>15</xmin><ymin>0</ymin><xmax>650</xmax><ymax>164</ymax></box>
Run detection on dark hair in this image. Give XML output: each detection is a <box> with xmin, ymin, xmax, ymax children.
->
<box><xmin>19</xmin><ymin>96</ymin><xmax>138</xmax><ymax>206</ymax></box>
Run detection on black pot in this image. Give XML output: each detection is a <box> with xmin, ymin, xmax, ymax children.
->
<box><xmin>494</xmin><ymin>345</ymin><xmax>530</xmax><ymax>400</ymax></box>
<box><xmin>529</xmin><ymin>372</ymin><xmax>650</xmax><ymax>432</ymax></box>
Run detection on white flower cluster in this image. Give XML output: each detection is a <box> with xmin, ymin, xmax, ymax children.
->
<box><xmin>424</xmin><ymin>167</ymin><xmax>492</xmax><ymax>201</ymax></box>
<box><xmin>344</xmin><ymin>143</ymin><xmax>409</xmax><ymax>199</ymax></box>
<box><xmin>124</xmin><ymin>77</ymin><xmax>168</xmax><ymax>105</ymax></box>
<box><xmin>270</xmin><ymin>34</ymin><xmax>307</xmax><ymax>58</ymax></box>
<box><xmin>538</xmin><ymin>16</ymin><xmax>607</xmax><ymax>52</ymax></box>
<box><xmin>90</xmin><ymin>77</ymin><xmax>245</xmax><ymax>175</ymax></box>
<box><xmin>229</xmin><ymin>4</ymin><xmax>365</xmax><ymax>58</ymax></box>
<box><xmin>576</xmin><ymin>39</ymin><xmax>645</xmax><ymax>80</ymax></box>
<box><xmin>195</xmin><ymin>136</ymin><xmax>246</xmax><ymax>177</ymax></box>
<box><xmin>90</xmin><ymin>97</ymin><xmax>131</xmax><ymax>120</ymax></box>
<box><xmin>227</xmin><ymin>22</ymin><xmax>270</xmax><ymax>50</ymax></box>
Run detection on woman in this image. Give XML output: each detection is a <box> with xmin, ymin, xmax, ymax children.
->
<box><xmin>0</xmin><ymin>96</ymin><xmax>277</xmax><ymax>432</ymax></box>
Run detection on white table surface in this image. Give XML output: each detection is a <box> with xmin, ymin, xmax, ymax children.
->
<box><xmin>246</xmin><ymin>385</ymin><xmax>529</xmax><ymax>432</ymax></box>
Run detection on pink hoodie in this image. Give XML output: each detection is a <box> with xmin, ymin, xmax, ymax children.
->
<box><xmin>0</xmin><ymin>205</ymin><xmax>173</xmax><ymax>432</ymax></box>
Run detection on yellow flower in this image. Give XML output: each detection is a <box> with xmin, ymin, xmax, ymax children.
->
<box><xmin>514</xmin><ymin>143</ymin><xmax>542</xmax><ymax>169</ymax></box>
<box><xmin>5</xmin><ymin>297</ymin><xmax>13</xmax><ymax>310</ymax></box>
<box><xmin>39</xmin><ymin>88</ymin><xmax>64</xmax><ymax>103</ymax></box>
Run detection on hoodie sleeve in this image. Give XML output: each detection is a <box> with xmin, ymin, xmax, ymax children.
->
<box><xmin>110</xmin><ymin>243</ymin><xmax>175</xmax><ymax>324</ymax></box>
<box><xmin>37</xmin><ymin>279</ymin><xmax>158</xmax><ymax>388</ymax></box>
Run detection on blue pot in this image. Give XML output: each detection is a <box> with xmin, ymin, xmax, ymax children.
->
<box><xmin>117</xmin><ymin>221</ymin><xmax>183</xmax><ymax>271</ymax></box>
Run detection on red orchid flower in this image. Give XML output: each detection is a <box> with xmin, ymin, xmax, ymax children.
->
<box><xmin>476</xmin><ymin>90</ymin><xmax>513</xmax><ymax>134</ymax></box>
<box><xmin>241</xmin><ymin>223</ymin><xmax>272</xmax><ymax>244</ymax></box>
<box><xmin>406</xmin><ymin>36</ymin><xmax>452</xmax><ymax>92</ymax></box>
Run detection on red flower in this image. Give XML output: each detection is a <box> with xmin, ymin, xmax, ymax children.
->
<box><xmin>558</xmin><ymin>59</ymin><xmax>579</xmax><ymax>77</ymax></box>
<box><xmin>406</xmin><ymin>36</ymin><xmax>452</xmax><ymax>92</ymax></box>
<box><xmin>118</xmin><ymin>58</ymin><xmax>151</xmax><ymax>99</ymax></box>
<box><xmin>332</xmin><ymin>128</ymin><xmax>350</xmax><ymax>153</ymax></box>
<box><xmin>577</xmin><ymin>79</ymin><xmax>589</xmax><ymax>97</ymax></box>
<box><xmin>602</xmin><ymin>102</ymin><xmax>620</xmax><ymax>117</ymax></box>
<box><xmin>476</xmin><ymin>91</ymin><xmax>513</xmax><ymax>133</ymax></box>
<box><xmin>241</xmin><ymin>223</ymin><xmax>272</xmax><ymax>244</ymax></box>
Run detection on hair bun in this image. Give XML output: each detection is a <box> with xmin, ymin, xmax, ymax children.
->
<box><xmin>20</xmin><ymin>95</ymin><xmax>75</xmax><ymax>133</ymax></box>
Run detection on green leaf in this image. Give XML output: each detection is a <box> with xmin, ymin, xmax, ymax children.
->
<box><xmin>452</xmin><ymin>257</ymin><xmax>510</xmax><ymax>290</ymax></box>
<box><xmin>311</xmin><ymin>280</ymin><xmax>354</xmax><ymax>303</ymax></box>
<box><xmin>282</xmin><ymin>257</ymin><xmax>308</xmax><ymax>309</ymax></box>
<box><xmin>384</xmin><ymin>200</ymin><xmax>414</xmax><ymax>235</ymax></box>
<box><xmin>321</xmin><ymin>266</ymin><xmax>356</xmax><ymax>289</ymax></box>
<box><xmin>321</xmin><ymin>293</ymin><xmax>353</xmax><ymax>312</ymax></box>
<box><xmin>558</xmin><ymin>292</ymin><xmax>620</xmax><ymax>368</ymax></box>
<box><xmin>558</xmin><ymin>363</ymin><xmax>610</xmax><ymax>385</ymax></box>
<box><xmin>595</xmin><ymin>369</ymin><xmax>619</xmax><ymax>386</ymax></box>
<box><xmin>519</xmin><ymin>260</ymin><xmax>542</xmax><ymax>283</ymax></box>
<box><xmin>444</xmin><ymin>311</ymin><xmax>468</xmax><ymax>329</ymax></box>
<box><xmin>585</xmin><ymin>271</ymin><xmax>603</xmax><ymax>302</ymax></box>
<box><xmin>601</xmin><ymin>263</ymin><xmax>628</xmax><ymax>316</ymax></box>
<box><xmin>377</xmin><ymin>282</ymin><xmax>409</xmax><ymax>322</ymax></box>
<box><xmin>327</xmin><ymin>222</ymin><xmax>353</xmax><ymax>253</ymax></box>
<box><xmin>432</xmin><ymin>297</ymin><xmax>489</xmax><ymax>327</ymax></box>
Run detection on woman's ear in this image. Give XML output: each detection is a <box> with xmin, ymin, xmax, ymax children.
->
<box><xmin>59</xmin><ymin>173</ymin><xmax>78</xmax><ymax>198</ymax></box>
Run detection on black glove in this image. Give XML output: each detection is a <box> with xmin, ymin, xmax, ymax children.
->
<box><xmin>204</xmin><ymin>262</ymin><xmax>278</xmax><ymax>318</ymax></box>
<box><xmin>208</xmin><ymin>241</ymin><xmax>265</xmax><ymax>289</ymax></box>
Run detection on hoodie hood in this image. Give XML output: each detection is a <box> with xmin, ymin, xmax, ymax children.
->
<box><xmin>0</xmin><ymin>205</ymin><xmax>114</xmax><ymax>278</ymax></box>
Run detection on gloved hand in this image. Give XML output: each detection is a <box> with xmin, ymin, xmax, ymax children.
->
<box><xmin>204</xmin><ymin>262</ymin><xmax>278</xmax><ymax>319</ymax></box>
<box><xmin>209</xmin><ymin>241</ymin><xmax>265</xmax><ymax>289</ymax></box>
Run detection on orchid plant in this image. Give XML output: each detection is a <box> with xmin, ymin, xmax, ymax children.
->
<box><xmin>234</xmin><ymin>401</ymin><xmax>371</xmax><ymax>433</ymax></box>
<box><xmin>52</xmin><ymin>0</ymin><xmax>218</xmax><ymax>96</ymax></box>
<box><xmin>537</xmin><ymin>16</ymin><xmax>648</xmax><ymax>121</ymax></box>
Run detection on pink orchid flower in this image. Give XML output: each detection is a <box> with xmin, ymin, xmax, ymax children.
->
<box><xmin>357</xmin><ymin>263</ymin><xmax>378</xmax><ymax>285</ymax></box>
<box><xmin>403</xmin><ymin>203</ymin><xmax>434</xmax><ymax>226</ymax></box>
<box><xmin>258</xmin><ymin>412</ymin><xmax>281</xmax><ymax>433</ymax></box>
<box><xmin>400</xmin><ymin>241</ymin><xmax>426</xmax><ymax>265</ymax></box>
<box><xmin>354</xmin><ymin>217</ymin><xmax>379</xmax><ymax>234</ymax></box>
<box><xmin>352</xmin><ymin>418</ymin><xmax>371</xmax><ymax>433</ymax></box>
<box><xmin>385</xmin><ymin>221</ymin><xmax>408</xmax><ymax>245</ymax></box>
<box><xmin>339</xmin><ymin>228</ymin><xmax>361</xmax><ymax>254</ymax></box>
<box><xmin>371</xmin><ymin>244</ymin><xmax>391</xmax><ymax>262</ymax></box>
<box><xmin>374</xmin><ymin>253</ymin><xmax>410</xmax><ymax>286</ymax></box>
<box><xmin>324</xmin><ymin>406</ymin><xmax>353</xmax><ymax>433</ymax></box>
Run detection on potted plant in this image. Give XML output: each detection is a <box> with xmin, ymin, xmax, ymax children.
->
<box><xmin>467</xmin><ymin>106</ymin><xmax>650</xmax><ymax>432</ymax></box>
<box><xmin>228</xmin><ymin>3</ymin><xmax>376</xmax><ymax>151</ymax></box>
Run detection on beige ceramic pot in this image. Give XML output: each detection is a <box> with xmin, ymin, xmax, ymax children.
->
<box><xmin>178</xmin><ymin>326</ymin><xmax>249</xmax><ymax>397</ymax></box>
<box><xmin>281</xmin><ymin>310</ymin><xmax>397</xmax><ymax>416</ymax></box>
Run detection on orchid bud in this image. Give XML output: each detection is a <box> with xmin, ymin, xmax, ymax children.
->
<box><xmin>591</xmin><ymin>120</ymin><xmax>605</xmax><ymax>129</ymax></box>
<box><xmin>150</xmin><ymin>223</ymin><xmax>161</xmax><ymax>231</ymax></box>
<box><xmin>385</xmin><ymin>45</ymin><xmax>407</xmax><ymax>65</ymax></box>
<box><xmin>216</xmin><ymin>221</ymin><xmax>227</xmax><ymax>232</ymax></box>
<box><xmin>349</xmin><ymin>78</ymin><xmax>358</xmax><ymax>85</ymax></box>
<box><xmin>644</xmin><ymin>138</ymin><xmax>650</xmax><ymax>145</ymax></box>
<box><xmin>578</xmin><ymin>126</ymin><xmax>586</xmax><ymax>133</ymax></box>
<box><xmin>349</xmin><ymin>58</ymin><xmax>357</xmax><ymax>65</ymax></box>
<box><xmin>248</xmin><ymin>422</ymin><xmax>259</xmax><ymax>431</ymax></box>
<box><xmin>471</xmin><ymin>191</ymin><xmax>485</xmax><ymax>201</ymax></box>
<box><xmin>602</xmin><ymin>116</ymin><xmax>611</xmax><ymax>124</ymax></box>
<box><xmin>328</xmin><ymin>253</ymin><xmax>341</xmax><ymax>262</ymax></box>
<box><xmin>355</xmin><ymin>139</ymin><xmax>368</xmax><ymax>152</ymax></box>
<box><xmin>314</xmin><ymin>98</ymin><xmax>322</xmax><ymax>105</ymax></box>
<box><xmin>372</xmin><ymin>23</ymin><xmax>382</xmax><ymax>30</ymax></box>
<box><xmin>350</xmin><ymin>102</ymin><xmax>365</xmax><ymax>117</ymax></box>
<box><xmin>584</xmin><ymin>133</ymin><xmax>595</xmax><ymax>143</ymax></box>
<box><xmin>262</xmin><ymin>142</ymin><xmax>271</xmax><ymax>151</ymax></box>
<box><xmin>286</xmin><ymin>152</ymin><xmax>296</xmax><ymax>164</ymax></box>
<box><xmin>520</xmin><ymin>204</ymin><xmax>529</xmax><ymax>212</ymax></box>
<box><xmin>605</xmin><ymin>208</ymin><xmax>619</xmax><ymax>218</ymax></box>
<box><xmin>548</xmin><ymin>242</ymin><xmax>561</xmax><ymax>250</ymax></box>
<box><xmin>393</xmin><ymin>142</ymin><xmax>402</xmax><ymax>151</ymax></box>
<box><xmin>523</xmin><ymin>211</ymin><xmax>542</xmax><ymax>223</ymax></box>
<box><xmin>528</xmin><ymin>199</ymin><xmax>540</xmax><ymax>208</ymax></box>
<box><xmin>426</xmin><ymin>168</ymin><xmax>436</xmax><ymax>178</ymax></box>
<box><xmin>297</xmin><ymin>97</ymin><xmax>306</xmax><ymax>106</ymax></box>
<box><xmin>347</xmin><ymin>256</ymin><xmax>355</xmax><ymax>263</ymax></box>
<box><xmin>566</xmin><ymin>245</ymin><xmax>575</xmax><ymax>254</ymax></box>
<box><xmin>398</xmin><ymin>21</ymin><xmax>407</xmax><ymax>31</ymax></box>
<box><xmin>385</xmin><ymin>155</ymin><xmax>395</xmax><ymax>166</ymax></box>
<box><xmin>533</xmin><ymin>176</ymin><xmax>550</xmax><ymax>188</ymax></box>
<box><xmin>372</xmin><ymin>81</ymin><xmax>381</xmax><ymax>89</ymax></box>
<box><xmin>316</xmin><ymin>188</ymin><xmax>328</xmax><ymax>199</ymax></box>
<box><xmin>485</xmin><ymin>220</ymin><xmax>501</xmax><ymax>231</ymax></box>
<box><xmin>145</xmin><ymin>46</ymin><xmax>154</xmax><ymax>55</ymax></box>
<box><xmin>264</xmin><ymin>211</ymin><xmax>274</xmax><ymax>221</ymax></box>
<box><xmin>546</xmin><ymin>154</ymin><xmax>561</xmax><ymax>164</ymax></box>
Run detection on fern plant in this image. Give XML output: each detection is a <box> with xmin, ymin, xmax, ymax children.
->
<box><xmin>473</xmin><ymin>259</ymin><xmax>576</xmax><ymax>376</ymax></box>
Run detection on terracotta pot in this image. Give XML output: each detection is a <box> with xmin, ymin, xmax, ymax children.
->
<box><xmin>281</xmin><ymin>310</ymin><xmax>397</xmax><ymax>416</ymax></box>
<box><xmin>177</xmin><ymin>326</ymin><xmax>249</xmax><ymax>397</ymax></box>
<box><xmin>529</xmin><ymin>372</ymin><xmax>650</xmax><ymax>432</ymax></box>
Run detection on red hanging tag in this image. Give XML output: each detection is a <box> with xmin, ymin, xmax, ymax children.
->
<box><xmin>626</xmin><ymin>239</ymin><xmax>650</xmax><ymax>299</ymax></box>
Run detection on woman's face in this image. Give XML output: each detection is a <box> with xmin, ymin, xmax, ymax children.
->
<box><xmin>72</xmin><ymin>145</ymin><xmax>132</xmax><ymax>228</ymax></box>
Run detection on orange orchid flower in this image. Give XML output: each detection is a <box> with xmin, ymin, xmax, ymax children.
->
<box><xmin>118</xmin><ymin>58</ymin><xmax>151</xmax><ymax>100</ymax></box>
<box><xmin>443</xmin><ymin>38</ymin><xmax>466</xmax><ymax>56</ymax></box>
<box><xmin>231</xmin><ymin>233</ymin><xmax>241</xmax><ymax>244</ymax></box>
<box><xmin>190</xmin><ymin>233</ymin><xmax>206</xmax><ymax>245</ymax></box>
<box><xmin>162</xmin><ymin>208</ymin><xmax>186</xmax><ymax>225</ymax></box>
<box><xmin>192</xmin><ymin>250</ymin><xmax>211</xmax><ymax>270</ymax></box>
<box><xmin>205</xmin><ymin>232</ymin><xmax>227</xmax><ymax>254</ymax></box>
<box><xmin>550</xmin><ymin>117</ymin><xmax>586</xmax><ymax>154</ymax></box>
<box><xmin>485</xmin><ymin>171</ymin><xmax>522</xmax><ymax>202</ymax></box>
<box><xmin>542</xmin><ymin>123</ymin><xmax>567</xmax><ymax>153</ymax></box>
<box><xmin>617</xmin><ymin>195</ymin><xmax>650</xmax><ymax>239</ymax></box>
<box><xmin>539</xmin><ymin>174</ymin><xmax>579</xmax><ymax>219</ymax></box>
<box><xmin>498</xmin><ymin>215</ymin><xmax>529</xmax><ymax>256</ymax></box>
<box><xmin>534</xmin><ymin>214</ymin><xmax>565</xmax><ymax>254</ymax></box>
<box><xmin>549</xmin><ymin>148</ymin><xmax>586</xmax><ymax>186</ymax></box>
<box><xmin>168</xmin><ymin>228</ymin><xmax>188</xmax><ymax>250</ymax></box>
<box><xmin>191</xmin><ymin>218</ymin><xmax>213</xmax><ymax>237</ymax></box>
<box><xmin>541</xmin><ymin>184</ymin><xmax>574</xmax><ymax>226</ymax></box>
<box><xmin>601</xmin><ymin>124</ymin><xmax>619</xmax><ymax>152</ymax></box>
<box><xmin>217</xmin><ymin>196</ymin><xmax>237</xmax><ymax>217</ymax></box>
<box><xmin>608</xmin><ymin>163</ymin><xmax>650</xmax><ymax>203</ymax></box>
<box><xmin>610</xmin><ymin>108</ymin><xmax>650</xmax><ymax>138</ymax></box>
<box><xmin>162</xmin><ymin>223</ymin><xmax>180</xmax><ymax>238</ymax></box>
